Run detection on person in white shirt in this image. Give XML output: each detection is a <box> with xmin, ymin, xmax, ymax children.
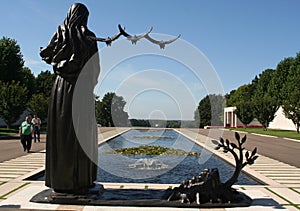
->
<box><xmin>32</xmin><ymin>114</ymin><xmax>41</xmax><ymax>142</ymax></box>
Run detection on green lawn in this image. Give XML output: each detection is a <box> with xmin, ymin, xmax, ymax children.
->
<box><xmin>0</xmin><ymin>128</ymin><xmax>18</xmax><ymax>136</ymax></box>
<box><xmin>230</xmin><ymin>128</ymin><xmax>300</xmax><ymax>140</ymax></box>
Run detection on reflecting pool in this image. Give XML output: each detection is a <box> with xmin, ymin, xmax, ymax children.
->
<box><xmin>97</xmin><ymin>129</ymin><xmax>260</xmax><ymax>185</ymax></box>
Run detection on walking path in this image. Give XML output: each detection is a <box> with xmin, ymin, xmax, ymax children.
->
<box><xmin>0</xmin><ymin>134</ymin><xmax>46</xmax><ymax>163</ymax></box>
<box><xmin>191</xmin><ymin>128</ymin><xmax>300</xmax><ymax>168</ymax></box>
<box><xmin>0</xmin><ymin>127</ymin><xmax>299</xmax><ymax>210</ymax></box>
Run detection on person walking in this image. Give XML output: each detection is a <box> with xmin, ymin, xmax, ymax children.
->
<box><xmin>32</xmin><ymin>114</ymin><xmax>41</xmax><ymax>142</ymax></box>
<box><xmin>19</xmin><ymin>116</ymin><xmax>33</xmax><ymax>153</ymax></box>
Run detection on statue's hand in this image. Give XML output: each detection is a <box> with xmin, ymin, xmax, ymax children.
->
<box><xmin>105</xmin><ymin>37</ymin><xmax>112</xmax><ymax>46</ymax></box>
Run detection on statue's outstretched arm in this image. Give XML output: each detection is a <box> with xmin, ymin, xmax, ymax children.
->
<box><xmin>118</xmin><ymin>24</ymin><xmax>180</xmax><ymax>49</ymax></box>
<box><xmin>87</xmin><ymin>32</ymin><xmax>122</xmax><ymax>46</ymax></box>
<box><xmin>87</xmin><ymin>24</ymin><xmax>129</xmax><ymax>46</ymax></box>
<box><xmin>88</xmin><ymin>24</ymin><xmax>180</xmax><ymax>49</ymax></box>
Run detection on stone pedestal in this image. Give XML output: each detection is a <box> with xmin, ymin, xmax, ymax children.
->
<box><xmin>30</xmin><ymin>184</ymin><xmax>252</xmax><ymax>208</ymax></box>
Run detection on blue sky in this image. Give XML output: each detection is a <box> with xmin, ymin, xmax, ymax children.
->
<box><xmin>1</xmin><ymin>0</ymin><xmax>300</xmax><ymax>120</ymax></box>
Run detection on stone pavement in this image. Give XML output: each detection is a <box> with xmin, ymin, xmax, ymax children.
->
<box><xmin>0</xmin><ymin>127</ymin><xmax>299</xmax><ymax>210</ymax></box>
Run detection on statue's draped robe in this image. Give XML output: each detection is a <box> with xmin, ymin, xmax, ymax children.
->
<box><xmin>40</xmin><ymin>3</ymin><xmax>99</xmax><ymax>192</ymax></box>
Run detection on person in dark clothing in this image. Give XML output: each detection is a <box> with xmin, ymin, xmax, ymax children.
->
<box><xmin>19</xmin><ymin>116</ymin><xmax>33</xmax><ymax>153</ymax></box>
<box><xmin>32</xmin><ymin>114</ymin><xmax>41</xmax><ymax>142</ymax></box>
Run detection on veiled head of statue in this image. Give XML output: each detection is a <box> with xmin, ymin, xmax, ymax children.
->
<box><xmin>66</xmin><ymin>3</ymin><xmax>89</xmax><ymax>27</ymax></box>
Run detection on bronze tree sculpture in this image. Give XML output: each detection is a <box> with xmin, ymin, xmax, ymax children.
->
<box><xmin>166</xmin><ymin>132</ymin><xmax>258</xmax><ymax>206</ymax></box>
<box><xmin>214</xmin><ymin>132</ymin><xmax>258</xmax><ymax>189</ymax></box>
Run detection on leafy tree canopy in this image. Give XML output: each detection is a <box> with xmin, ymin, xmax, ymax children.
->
<box><xmin>20</xmin><ymin>67</ymin><xmax>36</xmax><ymax>98</ymax></box>
<box><xmin>96</xmin><ymin>92</ymin><xmax>129</xmax><ymax>127</ymax></box>
<box><xmin>226</xmin><ymin>84</ymin><xmax>255</xmax><ymax>127</ymax></box>
<box><xmin>0</xmin><ymin>37</ymin><xmax>24</xmax><ymax>82</ymax></box>
<box><xmin>0</xmin><ymin>81</ymin><xmax>28</xmax><ymax>128</ymax></box>
<box><xmin>227</xmin><ymin>84</ymin><xmax>254</xmax><ymax>106</ymax></box>
<box><xmin>29</xmin><ymin>94</ymin><xmax>49</xmax><ymax>121</ymax></box>
<box><xmin>225</xmin><ymin>52</ymin><xmax>300</xmax><ymax>132</ymax></box>
<box><xmin>194</xmin><ymin>94</ymin><xmax>224</xmax><ymax>128</ymax></box>
<box><xmin>254</xmin><ymin>69</ymin><xmax>275</xmax><ymax>98</ymax></box>
<box><xmin>268</xmin><ymin>57</ymin><xmax>294</xmax><ymax>103</ymax></box>
<box><xmin>35</xmin><ymin>70</ymin><xmax>55</xmax><ymax>96</ymax></box>
<box><xmin>281</xmin><ymin>52</ymin><xmax>300</xmax><ymax>133</ymax></box>
<box><xmin>251</xmin><ymin>69</ymin><xmax>279</xmax><ymax>129</ymax></box>
<box><xmin>252</xmin><ymin>95</ymin><xmax>278</xmax><ymax>129</ymax></box>
<box><xmin>234</xmin><ymin>101</ymin><xmax>254</xmax><ymax>127</ymax></box>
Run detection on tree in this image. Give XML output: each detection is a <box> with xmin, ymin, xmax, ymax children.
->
<box><xmin>35</xmin><ymin>70</ymin><xmax>55</xmax><ymax>96</ymax></box>
<box><xmin>234</xmin><ymin>101</ymin><xmax>254</xmax><ymax>127</ymax></box>
<box><xmin>282</xmin><ymin>92</ymin><xmax>300</xmax><ymax>133</ymax></box>
<box><xmin>194</xmin><ymin>95</ymin><xmax>211</xmax><ymax>128</ymax></box>
<box><xmin>252</xmin><ymin>69</ymin><xmax>279</xmax><ymax>130</ymax></box>
<box><xmin>211</xmin><ymin>94</ymin><xmax>225</xmax><ymax>126</ymax></box>
<box><xmin>0</xmin><ymin>81</ymin><xmax>28</xmax><ymax>128</ymax></box>
<box><xmin>111</xmin><ymin>94</ymin><xmax>129</xmax><ymax>126</ymax></box>
<box><xmin>27</xmin><ymin>70</ymin><xmax>55</xmax><ymax>122</ymax></box>
<box><xmin>129</xmin><ymin>119</ymin><xmax>150</xmax><ymax>127</ymax></box>
<box><xmin>227</xmin><ymin>84</ymin><xmax>255</xmax><ymax>106</ymax></box>
<box><xmin>253</xmin><ymin>95</ymin><xmax>278</xmax><ymax>130</ymax></box>
<box><xmin>0</xmin><ymin>37</ymin><xmax>24</xmax><ymax>82</ymax></box>
<box><xmin>20</xmin><ymin>67</ymin><xmax>36</xmax><ymax>98</ymax></box>
<box><xmin>227</xmin><ymin>84</ymin><xmax>255</xmax><ymax>127</ymax></box>
<box><xmin>0</xmin><ymin>37</ymin><xmax>54</xmax><ymax>126</ymax></box>
<box><xmin>28</xmin><ymin>94</ymin><xmax>49</xmax><ymax>121</ymax></box>
<box><xmin>96</xmin><ymin>92</ymin><xmax>129</xmax><ymax>127</ymax></box>
<box><xmin>194</xmin><ymin>94</ymin><xmax>225</xmax><ymax>128</ymax></box>
<box><xmin>167</xmin><ymin>121</ymin><xmax>181</xmax><ymax>128</ymax></box>
<box><xmin>268</xmin><ymin>57</ymin><xmax>294</xmax><ymax>104</ymax></box>
<box><xmin>281</xmin><ymin>52</ymin><xmax>300</xmax><ymax>133</ymax></box>
<box><xmin>225</xmin><ymin>89</ymin><xmax>236</xmax><ymax>107</ymax></box>
<box><xmin>254</xmin><ymin>69</ymin><xmax>276</xmax><ymax>98</ymax></box>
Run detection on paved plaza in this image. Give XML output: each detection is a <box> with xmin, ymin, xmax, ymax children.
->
<box><xmin>0</xmin><ymin>128</ymin><xmax>299</xmax><ymax>210</ymax></box>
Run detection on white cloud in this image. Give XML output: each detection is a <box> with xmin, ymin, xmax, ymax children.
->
<box><xmin>24</xmin><ymin>57</ymin><xmax>52</xmax><ymax>76</ymax></box>
<box><xmin>24</xmin><ymin>59</ymin><xmax>43</xmax><ymax>66</ymax></box>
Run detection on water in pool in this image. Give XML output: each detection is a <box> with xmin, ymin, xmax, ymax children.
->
<box><xmin>97</xmin><ymin>129</ymin><xmax>260</xmax><ymax>185</ymax></box>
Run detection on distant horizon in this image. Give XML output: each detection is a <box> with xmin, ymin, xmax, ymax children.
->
<box><xmin>128</xmin><ymin>118</ymin><xmax>195</xmax><ymax>121</ymax></box>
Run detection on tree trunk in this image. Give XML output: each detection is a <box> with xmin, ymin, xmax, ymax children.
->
<box><xmin>224</xmin><ymin>164</ymin><xmax>242</xmax><ymax>188</ymax></box>
<box><xmin>263</xmin><ymin>122</ymin><xmax>268</xmax><ymax>131</ymax></box>
<box><xmin>224</xmin><ymin>149</ymin><xmax>242</xmax><ymax>189</ymax></box>
<box><xmin>6</xmin><ymin>122</ymin><xmax>11</xmax><ymax>129</ymax></box>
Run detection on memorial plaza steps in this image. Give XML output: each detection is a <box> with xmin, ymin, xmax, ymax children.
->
<box><xmin>0</xmin><ymin>128</ymin><xmax>299</xmax><ymax>210</ymax></box>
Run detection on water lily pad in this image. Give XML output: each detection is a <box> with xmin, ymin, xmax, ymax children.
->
<box><xmin>101</xmin><ymin>145</ymin><xmax>200</xmax><ymax>156</ymax></box>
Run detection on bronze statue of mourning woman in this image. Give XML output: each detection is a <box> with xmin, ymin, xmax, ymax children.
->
<box><xmin>39</xmin><ymin>3</ymin><xmax>100</xmax><ymax>194</ymax></box>
<box><xmin>39</xmin><ymin>3</ymin><xmax>180</xmax><ymax>194</ymax></box>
